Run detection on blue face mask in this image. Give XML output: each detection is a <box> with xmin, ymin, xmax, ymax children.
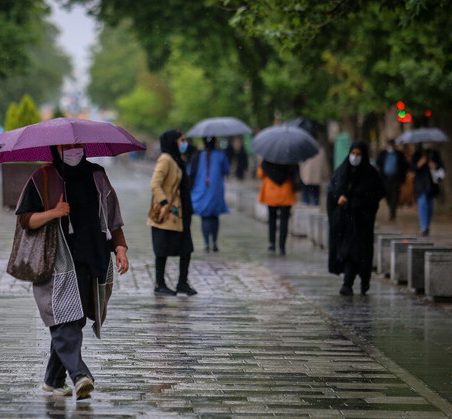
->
<box><xmin>179</xmin><ymin>142</ymin><xmax>188</xmax><ymax>154</ymax></box>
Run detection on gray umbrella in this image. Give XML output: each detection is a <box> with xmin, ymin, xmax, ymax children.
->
<box><xmin>186</xmin><ymin>117</ymin><xmax>252</xmax><ymax>138</ymax></box>
<box><xmin>396</xmin><ymin>128</ymin><xmax>448</xmax><ymax>144</ymax></box>
<box><xmin>252</xmin><ymin>125</ymin><xmax>319</xmax><ymax>164</ymax></box>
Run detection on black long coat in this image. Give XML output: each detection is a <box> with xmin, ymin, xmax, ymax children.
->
<box><xmin>327</xmin><ymin>154</ymin><xmax>385</xmax><ymax>277</ymax></box>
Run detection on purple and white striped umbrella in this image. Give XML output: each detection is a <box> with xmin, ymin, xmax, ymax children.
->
<box><xmin>0</xmin><ymin>117</ymin><xmax>146</xmax><ymax>162</ymax></box>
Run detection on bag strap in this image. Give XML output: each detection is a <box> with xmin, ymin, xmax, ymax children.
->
<box><xmin>42</xmin><ymin>166</ymin><xmax>50</xmax><ymax>211</ymax></box>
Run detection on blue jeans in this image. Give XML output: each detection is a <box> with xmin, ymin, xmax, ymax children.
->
<box><xmin>417</xmin><ymin>193</ymin><xmax>434</xmax><ymax>232</ymax></box>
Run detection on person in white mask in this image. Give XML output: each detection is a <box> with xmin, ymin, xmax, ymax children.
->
<box><xmin>327</xmin><ymin>142</ymin><xmax>385</xmax><ymax>296</ymax></box>
<box><xmin>14</xmin><ymin>143</ymin><xmax>129</xmax><ymax>400</ymax></box>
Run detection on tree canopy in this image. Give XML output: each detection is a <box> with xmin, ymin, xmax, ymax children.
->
<box><xmin>0</xmin><ymin>1</ymin><xmax>72</xmax><ymax>122</ymax></box>
<box><xmin>69</xmin><ymin>0</ymin><xmax>452</xmax><ymax>133</ymax></box>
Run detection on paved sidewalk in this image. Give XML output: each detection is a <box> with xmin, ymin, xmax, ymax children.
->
<box><xmin>0</xmin><ymin>162</ymin><xmax>452</xmax><ymax>418</ymax></box>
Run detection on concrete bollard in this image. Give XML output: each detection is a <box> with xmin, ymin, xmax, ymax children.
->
<box><xmin>322</xmin><ymin>216</ymin><xmax>329</xmax><ymax>250</ymax></box>
<box><xmin>309</xmin><ymin>213</ymin><xmax>322</xmax><ymax>245</ymax></box>
<box><xmin>373</xmin><ymin>230</ymin><xmax>400</xmax><ymax>269</ymax></box>
<box><xmin>376</xmin><ymin>234</ymin><xmax>416</xmax><ymax>276</ymax></box>
<box><xmin>291</xmin><ymin>205</ymin><xmax>307</xmax><ymax>237</ymax></box>
<box><xmin>425</xmin><ymin>251</ymin><xmax>452</xmax><ymax>299</ymax></box>
<box><xmin>409</xmin><ymin>246</ymin><xmax>452</xmax><ymax>292</ymax></box>
<box><xmin>390</xmin><ymin>240</ymin><xmax>421</xmax><ymax>284</ymax></box>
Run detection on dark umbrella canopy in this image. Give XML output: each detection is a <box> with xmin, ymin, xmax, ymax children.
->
<box><xmin>186</xmin><ymin>117</ymin><xmax>251</xmax><ymax>138</ymax></box>
<box><xmin>252</xmin><ymin>125</ymin><xmax>319</xmax><ymax>164</ymax></box>
<box><xmin>395</xmin><ymin>128</ymin><xmax>448</xmax><ymax>145</ymax></box>
<box><xmin>0</xmin><ymin>117</ymin><xmax>146</xmax><ymax>162</ymax></box>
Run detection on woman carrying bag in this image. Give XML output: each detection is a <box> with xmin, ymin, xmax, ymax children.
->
<box><xmin>12</xmin><ymin>144</ymin><xmax>128</xmax><ymax>399</ymax></box>
<box><xmin>147</xmin><ymin>129</ymin><xmax>197</xmax><ymax>296</ymax></box>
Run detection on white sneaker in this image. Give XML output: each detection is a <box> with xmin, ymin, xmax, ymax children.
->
<box><xmin>42</xmin><ymin>383</ymin><xmax>73</xmax><ymax>396</ymax></box>
<box><xmin>75</xmin><ymin>376</ymin><xmax>94</xmax><ymax>400</ymax></box>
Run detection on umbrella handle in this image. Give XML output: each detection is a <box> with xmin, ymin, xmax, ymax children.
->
<box><xmin>63</xmin><ymin>181</ymin><xmax>74</xmax><ymax>234</ymax></box>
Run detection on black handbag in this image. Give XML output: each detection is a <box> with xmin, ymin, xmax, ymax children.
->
<box><xmin>6</xmin><ymin>167</ymin><xmax>58</xmax><ymax>285</ymax></box>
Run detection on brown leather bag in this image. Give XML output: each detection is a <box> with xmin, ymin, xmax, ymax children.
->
<box><xmin>7</xmin><ymin>167</ymin><xmax>58</xmax><ymax>285</ymax></box>
<box><xmin>148</xmin><ymin>179</ymin><xmax>180</xmax><ymax>224</ymax></box>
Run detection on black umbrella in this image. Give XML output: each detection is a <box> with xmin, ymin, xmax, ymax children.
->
<box><xmin>252</xmin><ymin>125</ymin><xmax>319</xmax><ymax>164</ymax></box>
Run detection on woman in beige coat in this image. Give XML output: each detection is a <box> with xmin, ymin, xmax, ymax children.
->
<box><xmin>147</xmin><ymin>129</ymin><xmax>196</xmax><ymax>296</ymax></box>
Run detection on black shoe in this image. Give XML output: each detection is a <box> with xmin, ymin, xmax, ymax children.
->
<box><xmin>154</xmin><ymin>285</ymin><xmax>176</xmax><ymax>296</ymax></box>
<box><xmin>421</xmin><ymin>229</ymin><xmax>429</xmax><ymax>237</ymax></box>
<box><xmin>212</xmin><ymin>244</ymin><xmax>219</xmax><ymax>252</ymax></box>
<box><xmin>268</xmin><ymin>244</ymin><xmax>276</xmax><ymax>252</ymax></box>
<box><xmin>361</xmin><ymin>284</ymin><xmax>369</xmax><ymax>296</ymax></box>
<box><xmin>176</xmin><ymin>283</ymin><xmax>197</xmax><ymax>296</ymax></box>
<box><xmin>339</xmin><ymin>285</ymin><xmax>353</xmax><ymax>296</ymax></box>
<box><xmin>280</xmin><ymin>248</ymin><xmax>286</xmax><ymax>256</ymax></box>
<box><xmin>204</xmin><ymin>245</ymin><xmax>210</xmax><ymax>253</ymax></box>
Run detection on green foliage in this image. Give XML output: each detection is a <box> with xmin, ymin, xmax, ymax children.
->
<box><xmin>88</xmin><ymin>21</ymin><xmax>146</xmax><ymax>108</ymax></box>
<box><xmin>68</xmin><ymin>0</ymin><xmax>277</xmax><ymax>127</ymax></box>
<box><xmin>116</xmin><ymin>72</ymin><xmax>171</xmax><ymax>135</ymax></box>
<box><xmin>165</xmin><ymin>43</ymin><xmax>214</xmax><ymax>130</ymax></box>
<box><xmin>4</xmin><ymin>102</ymin><xmax>19</xmax><ymax>131</ymax></box>
<box><xmin>0</xmin><ymin>7</ymin><xmax>72</xmax><ymax>121</ymax></box>
<box><xmin>0</xmin><ymin>0</ymin><xmax>46</xmax><ymax>78</ymax></box>
<box><xmin>4</xmin><ymin>95</ymin><xmax>41</xmax><ymax>130</ymax></box>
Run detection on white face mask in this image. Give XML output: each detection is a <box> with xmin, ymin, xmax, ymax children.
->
<box><xmin>349</xmin><ymin>154</ymin><xmax>362</xmax><ymax>167</ymax></box>
<box><xmin>62</xmin><ymin>148</ymin><xmax>84</xmax><ymax>166</ymax></box>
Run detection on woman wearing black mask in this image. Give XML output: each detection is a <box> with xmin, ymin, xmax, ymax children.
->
<box><xmin>327</xmin><ymin>142</ymin><xmax>385</xmax><ymax>296</ymax></box>
<box><xmin>14</xmin><ymin>143</ymin><xmax>128</xmax><ymax>399</ymax></box>
<box><xmin>147</xmin><ymin>129</ymin><xmax>197</xmax><ymax>296</ymax></box>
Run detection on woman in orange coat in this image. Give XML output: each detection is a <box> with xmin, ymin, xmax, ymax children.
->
<box><xmin>257</xmin><ymin>160</ymin><xmax>297</xmax><ymax>255</ymax></box>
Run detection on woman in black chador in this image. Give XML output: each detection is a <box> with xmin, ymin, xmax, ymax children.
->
<box><xmin>327</xmin><ymin>141</ymin><xmax>385</xmax><ymax>296</ymax></box>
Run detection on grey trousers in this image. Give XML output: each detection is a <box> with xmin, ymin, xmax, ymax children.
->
<box><xmin>44</xmin><ymin>317</ymin><xmax>93</xmax><ymax>387</ymax></box>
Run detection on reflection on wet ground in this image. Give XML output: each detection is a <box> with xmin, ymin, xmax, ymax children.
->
<box><xmin>0</xmin><ymin>161</ymin><xmax>451</xmax><ymax>417</ymax></box>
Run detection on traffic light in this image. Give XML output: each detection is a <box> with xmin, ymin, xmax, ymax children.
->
<box><xmin>396</xmin><ymin>101</ymin><xmax>412</xmax><ymax>123</ymax></box>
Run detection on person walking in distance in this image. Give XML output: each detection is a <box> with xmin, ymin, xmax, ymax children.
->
<box><xmin>257</xmin><ymin>160</ymin><xmax>298</xmax><ymax>255</ymax></box>
<box><xmin>376</xmin><ymin>138</ymin><xmax>408</xmax><ymax>220</ymax></box>
<box><xmin>327</xmin><ymin>142</ymin><xmax>385</xmax><ymax>296</ymax></box>
<box><xmin>411</xmin><ymin>143</ymin><xmax>445</xmax><ymax>236</ymax></box>
<box><xmin>14</xmin><ymin>144</ymin><xmax>129</xmax><ymax>399</ymax></box>
<box><xmin>189</xmin><ymin>136</ymin><xmax>230</xmax><ymax>252</ymax></box>
<box><xmin>148</xmin><ymin>129</ymin><xmax>197</xmax><ymax>296</ymax></box>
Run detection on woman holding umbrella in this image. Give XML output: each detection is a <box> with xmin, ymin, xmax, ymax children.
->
<box><xmin>14</xmin><ymin>144</ymin><xmax>129</xmax><ymax>399</ymax></box>
<box><xmin>327</xmin><ymin>141</ymin><xmax>385</xmax><ymax>296</ymax></box>
<box><xmin>257</xmin><ymin>160</ymin><xmax>298</xmax><ymax>255</ymax></box>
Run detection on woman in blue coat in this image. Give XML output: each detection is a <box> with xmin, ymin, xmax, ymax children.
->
<box><xmin>190</xmin><ymin>137</ymin><xmax>229</xmax><ymax>252</ymax></box>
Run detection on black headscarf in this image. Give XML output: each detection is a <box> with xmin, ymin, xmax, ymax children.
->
<box><xmin>160</xmin><ymin>129</ymin><xmax>193</xmax><ymax>218</ymax></box>
<box><xmin>261</xmin><ymin>160</ymin><xmax>293</xmax><ymax>185</ymax></box>
<box><xmin>160</xmin><ymin>129</ymin><xmax>185</xmax><ymax>171</ymax></box>
<box><xmin>50</xmin><ymin>145</ymin><xmax>110</xmax><ymax>281</ymax></box>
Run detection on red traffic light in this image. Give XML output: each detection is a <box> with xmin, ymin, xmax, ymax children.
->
<box><xmin>396</xmin><ymin>101</ymin><xmax>406</xmax><ymax>110</ymax></box>
<box><xmin>424</xmin><ymin>109</ymin><xmax>432</xmax><ymax>117</ymax></box>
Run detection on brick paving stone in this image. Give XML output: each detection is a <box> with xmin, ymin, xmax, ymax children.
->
<box><xmin>0</xmin><ymin>163</ymin><xmax>451</xmax><ymax>417</ymax></box>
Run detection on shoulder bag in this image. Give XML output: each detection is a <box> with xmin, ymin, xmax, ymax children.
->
<box><xmin>149</xmin><ymin>179</ymin><xmax>180</xmax><ymax>224</ymax></box>
<box><xmin>7</xmin><ymin>167</ymin><xmax>58</xmax><ymax>285</ymax></box>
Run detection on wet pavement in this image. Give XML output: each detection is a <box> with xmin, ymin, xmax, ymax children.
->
<box><xmin>1</xmin><ymin>160</ymin><xmax>452</xmax><ymax>418</ymax></box>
